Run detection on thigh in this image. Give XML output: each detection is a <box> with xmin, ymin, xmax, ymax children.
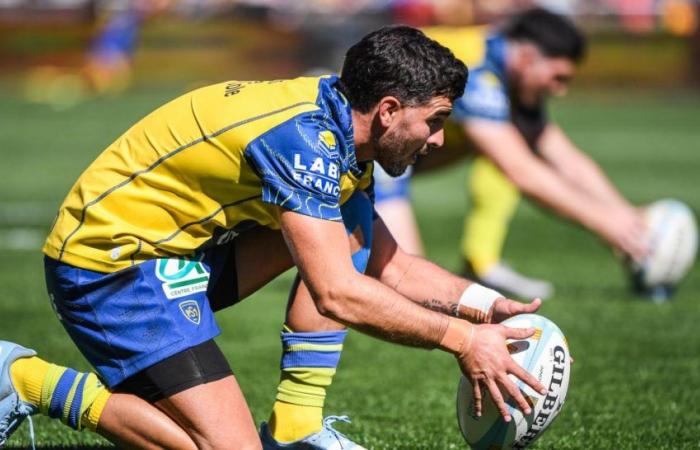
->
<box><xmin>155</xmin><ymin>375</ymin><xmax>261</xmax><ymax>450</ymax></box>
<box><xmin>115</xmin><ymin>340</ymin><xmax>232</xmax><ymax>403</ymax></box>
<box><xmin>468</xmin><ymin>156</ymin><xmax>520</xmax><ymax>215</ymax></box>
<box><xmin>207</xmin><ymin>226</ymin><xmax>294</xmax><ymax>309</ymax></box>
<box><xmin>112</xmin><ymin>340</ymin><xmax>257</xmax><ymax>448</ymax></box>
<box><xmin>209</xmin><ymin>192</ymin><xmax>375</xmax><ymax>310</ymax></box>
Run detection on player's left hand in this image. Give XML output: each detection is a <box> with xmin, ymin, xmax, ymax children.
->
<box><xmin>488</xmin><ymin>298</ymin><xmax>542</xmax><ymax>323</ymax></box>
<box><xmin>487</xmin><ymin>298</ymin><xmax>575</xmax><ymax>364</ymax></box>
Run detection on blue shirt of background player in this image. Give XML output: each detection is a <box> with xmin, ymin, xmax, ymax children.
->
<box><xmin>453</xmin><ymin>34</ymin><xmax>510</xmax><ymax>123</ymax></box>
<box><xmin>246</xmin><ymin>76</ymin><xmax>373</xmax><ymax>223</ymax></box>
<box><xmin>453</xmin><ymin>34</ymin><xmax>547</xmax><ymax>150</ymax></box>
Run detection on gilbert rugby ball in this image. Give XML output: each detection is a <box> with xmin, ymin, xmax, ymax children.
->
<box><xmin>457</xmin><ymin>314</ymin><xmax>571</xmax><ymax>449</ymax></box>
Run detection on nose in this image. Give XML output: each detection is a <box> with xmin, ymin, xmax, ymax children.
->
<box><xmin>426</xmin><ymin>128</ymin><xmax>445</xmax><ymax>148</ymax></box>
<box><xmin>551</xmin><ymin>77</ymin><xmax>570</xmax><ymax>97</ymax></box>
<box><xmin>552</xmin><ymin>84</ymin><xmax>568</xmax><ymax>97</ymax></box>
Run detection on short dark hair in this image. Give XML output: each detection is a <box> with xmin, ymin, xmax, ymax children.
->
<box><xmin>503</xmin><ymin>8</ymin><xmax>587</xmax><ymax>63</ymax></box>
<box><xmin>339</xmin><ymin>26</ymin><xmax>468</xmax><ymax>113</ymax></box>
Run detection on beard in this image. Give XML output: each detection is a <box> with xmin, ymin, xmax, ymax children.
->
<box><xmin>374</xmin><ymin>127</ymin><xmax>414</xmax><ymax>177</ymax></box>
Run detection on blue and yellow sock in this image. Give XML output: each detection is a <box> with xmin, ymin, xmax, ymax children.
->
<box><xmin>269</xmin><ymin>327</ymin><xmax>348</xmax><ymax>442</ymax></box>
<box><xmin>10</xmin><ymin>357</ymin><xmax>111</xmax><ymax>432</ymax></box>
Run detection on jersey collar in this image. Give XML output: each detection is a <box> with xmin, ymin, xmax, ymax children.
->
<box><xmin>318</xmin><ymin>75</ymin><xmax>365</xmax><ymax>178</ymax></box>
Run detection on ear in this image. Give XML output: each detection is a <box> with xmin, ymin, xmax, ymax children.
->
<box><xmin>376</xmin><ymin>96</ymin><xmax>402</xmax><ymax>128</ymax></box>
<box><xmin>519</xmin><ymin>43</ymin><xmax>541</xmax><ymax>65</ymax></box>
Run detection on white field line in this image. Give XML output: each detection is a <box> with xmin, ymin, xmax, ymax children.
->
<box><xmin>0</xmin><ymin>202</ymin><xmax>55</xmax><ymax>251</ymax></box>
<box><xmin>0</xmin><ymin>201</ymin><xmax>56</xmax><ymax>227</ymax></box>
<box><xmin>0</xmin><ymin>228</ymin><xmax>45</xmax><ymax>251</ymax></box>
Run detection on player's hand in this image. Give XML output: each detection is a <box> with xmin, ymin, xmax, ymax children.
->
<box><xmin>488</xmin><ymin>298</ymin><xmax>542</xmax><ymax>323</ymax></box>
<box><xmin>456</xmin><ymin>324</ymin><xmax>547</xmax><ymax>422</ymax></box>
<box><xmin>599</xmin><ymin>206</ymin><xmax>648</xmax><ymax>262</ymax></box>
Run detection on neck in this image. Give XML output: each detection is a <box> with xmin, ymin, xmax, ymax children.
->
<box><xmin>351</xmin><ymin>108</ymin><xmax>376</xmax><ymax>163</ymax></box>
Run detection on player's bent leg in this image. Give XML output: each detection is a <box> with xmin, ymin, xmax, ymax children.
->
<box><xmin>265</xmin><ymin>278</ymin><xmax>348</xmax><ymax>445</ymax></box>
<box><xmin>96</xmin><ymin>392</ymin><xmax>196</xmax><ymax>450</ymax></box>
<box><xmin>228</xmin><ymin>226</ymin><xmax>295</xmax><ymax>302</ymax></box>
<box><xmin>42</xmin><ymin>249</ymin><xmax>257</xmax><ymax>448</ymax></box>
<box><xmin>114</xmin><ymin>339</ymin><xmax>259</xmax><ymax>449</ymax></box>
<box><xmin>461</xmin><ymin>158</ymin><xmax>554</xmax><ymax>299</ymax></box>
<box><xmin>462</xmin><ymin>156</ymin><xmax>521</xmax><ymax>276</ymax></box>
<box><xmin>1</xmin><ymin>341</ymin><xmax>197</xmax><ymax>449</ymax></box>
<box><xmin>262</xmin><ymin>191</ymin><xmax>373</xmax><ymax>449</ymax></box>
<box><xmin>155</xmin><ymin>375</ymin><xmax>261</xmax><ymax>450</ymax></box>
<box><xmin>374</xmin><ymin>197</ymin><xmax>424</xmax><ymax>256</ymax></box>
<box><xmin>372</xmin><ymin>164</ymin><xmax>422</xmax><ymax>256</ymax></box>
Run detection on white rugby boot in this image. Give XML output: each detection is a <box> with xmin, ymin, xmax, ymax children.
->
<box><xmin>0</xmin><ymin>341</ymin><xmax>38</xmax><ymax>449</ymax></box>
<box><xmin>477</xmin><ymin>262</ymin><xmax>554</xmax><ymax>300</ymax></box>
<box><xmin>260</xmin><ymin>415</ymin><xmax>367</xmax><ymax>450</ymax></box>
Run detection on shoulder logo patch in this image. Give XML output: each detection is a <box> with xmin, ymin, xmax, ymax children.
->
<box><xmin>318</xmin><ymin>130</ymin><xmax>337</xmax><ymax>150</ymax></box>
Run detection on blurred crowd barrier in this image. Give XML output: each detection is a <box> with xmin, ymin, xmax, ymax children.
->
<box><xmin>1</xmin><ymin>0</ymin><xmax>699</xmax><ymax>98</ymax></box>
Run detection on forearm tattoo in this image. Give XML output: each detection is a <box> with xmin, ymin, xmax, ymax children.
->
<box><xmin>421</xmin><ymin>299</ymin><xmax>461</xmax><ymax>317</ymax></box>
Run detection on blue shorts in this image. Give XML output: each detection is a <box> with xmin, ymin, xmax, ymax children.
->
<box><xmin>44</xmin><ymin>191</ymin><xmax>374</xmax><ymax>388</ymax></box>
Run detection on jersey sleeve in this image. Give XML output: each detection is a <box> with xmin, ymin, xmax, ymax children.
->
<box><xmin>452</xmin><ymin>69</ymin><xmax>510</xmax><ymax>123</ymax></box>
<box><xmin>245</xmin><ymin>112</ymin><xmax>345</xmax><ymax>221</ymax></box>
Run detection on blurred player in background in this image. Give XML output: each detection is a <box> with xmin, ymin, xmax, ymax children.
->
<box><xmin>24</xmin><ymin>0</ymin><xmax>171</xmax><ymax>108</ymax></box>
<box><xmin>0</xmin><ymin>26</ymin><xmax>545</xmax><ymax>450</ymax></box>
<box><xmin>375</xmin><ymin>8</ymin><xmax>647</xmax><ymax>300</ymax></box>
<box><xmin>83</xmin><ymin>0</ymin><xmax>172</xmax><ymax>95</ymax></box>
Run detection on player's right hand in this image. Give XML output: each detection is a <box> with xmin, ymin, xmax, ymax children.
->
<box><xmin>456</xmin><ymin>324</ymin><xmax>547</xmax><ymax>422</ymax></box>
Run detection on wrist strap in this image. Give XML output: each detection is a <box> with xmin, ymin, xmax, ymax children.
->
<box><xmin>457</xmin><ymin>283</ymin><xmax>503</xmax><ymax>323</ymax></box>
<box><xmin>439</xmin><ymin>317</ymin><xmax>474</xmax><ymax>355</ymax></box>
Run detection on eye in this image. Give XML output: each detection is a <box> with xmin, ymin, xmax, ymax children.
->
<box><xmin>554</xmin><ymin>74</ymin><xmax>571</xmax><ymax>84</ymax></box>
<box><xmin>428</xmin><ymin>116</ymin><xmax>445</xmax><ymax>129</ymax></box>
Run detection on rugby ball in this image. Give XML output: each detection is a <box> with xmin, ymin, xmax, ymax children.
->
<box><xmin>456</xmin><ymin>314</ymin><xmax>570</xmax><ymax>449</ymax></box>
<box><xmin>628</xmin><ymin>199</ymin><xmax>697</xmax><ymax>299</ymax></box>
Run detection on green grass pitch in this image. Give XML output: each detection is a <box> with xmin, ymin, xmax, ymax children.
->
<box><xmin>0</xmin><ymin>86</ymin><xmax>699</xmax><ymax>449</ymax></box>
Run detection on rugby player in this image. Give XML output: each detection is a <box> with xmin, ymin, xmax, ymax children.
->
<box><xmin>0</xmin><ymin>26</ymin><xmax>545</xmax><ymax>450</ymax></box>
<box><xmin>373</xmin><ymin>9</ymin><xmax>647</xmax><ymax>299</ymax></box>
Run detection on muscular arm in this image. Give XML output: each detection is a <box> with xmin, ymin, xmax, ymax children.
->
<box><xmin>538</xmin><ymin>124</ymin><xmax>630</xmax><ymax>209</ymax></box>
<box><xmin>464</xmin><ymin>119</ymin><xmax>646</xmax><ymax>258</ymax></box>
<box><xmin>366</xmin><ymin>216</ymin><xmax>470</xmax><ymax>316</ymax></box>
<box><xmin>366</xmin><ymin>216</ymin><xmax>539</xmax><ymax>324</ymax></box>
<box><xmin>280</xmin><ymin>209</ymin><xmax>450</xmax><ymax>349</ymax></box>
<box><xmin>465</xmin><ymin>120</ymin><xmax>608</xmax><ymax>231</ymax></box>
<box><xmin>281</xmin><ymin>209</ymin><xmax>545</xmax><ymax>419</ymax></box>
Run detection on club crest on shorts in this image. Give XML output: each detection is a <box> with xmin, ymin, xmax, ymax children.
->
<box><xmin>179</xmin><ymin>300</ymin><xmax>201</xmax><ymax>325</ymax></box>
<box><xmin>155</xmin><ymin>256</ymin><xmax>210</xmax><ymax>299</ymax></box>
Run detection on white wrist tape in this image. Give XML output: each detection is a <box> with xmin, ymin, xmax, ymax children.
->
<box><xmin>458</xmin><ymin>283</ymin><xmax>503</xmax><ymax>315</ymax></box>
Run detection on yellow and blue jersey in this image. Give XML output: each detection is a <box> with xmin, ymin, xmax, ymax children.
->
<box><xmin>452</xmin><ymin>34</ymin><xmax>511</xmax><ymax>122</ymax></box>
<box><xmin>43</xmin><ymin>75</ymin><xmax>374</xmax><ymax>273</ymax></box>
<box><xmin>421</xmin><ymin>26</ymin><xmax>507</xmax><ymax>122</ymax></box>
<box><xmin>451</xmin><ymin>33</ymin><xmax>548</xmax><ymax>149</ymax></box>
